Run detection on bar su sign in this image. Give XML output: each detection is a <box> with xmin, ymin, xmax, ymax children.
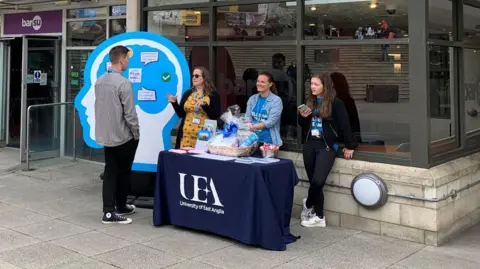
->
<box><xmin>22</xmin><ymin>15</ymin><xmax>42</xmax><ymax>31</ymax></box>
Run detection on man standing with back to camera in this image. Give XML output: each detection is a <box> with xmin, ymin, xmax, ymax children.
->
<box><xmin>95</xmin><ymin>45</ymin><xmax>139</xmax><ymax>224</ymax></box>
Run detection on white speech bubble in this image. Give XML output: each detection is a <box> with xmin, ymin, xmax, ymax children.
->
<box><xmin>141</xmin><ymin>52</ymin><xmax>159</xmax><ymax>65</ymax></box>
<box><xmin>138</xmin><ymin>87</ymin><xmax>156</xmax><ymax>101</ymax></box>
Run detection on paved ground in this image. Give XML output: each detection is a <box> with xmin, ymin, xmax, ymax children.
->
<box><xmin>0</xmin><ymin>147</ymin><xmax>479</xmax><ymax>269</ymax></box>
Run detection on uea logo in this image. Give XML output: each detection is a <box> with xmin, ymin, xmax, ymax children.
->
<box><xmin>22</xmin><ymin>15</ymin><xmax>42</xmax><ymax>31</ymax></box>
<box><xmin>179</xmin><ymin>173</ymin><xmax>224</xmax><ymax>207</ymax></box>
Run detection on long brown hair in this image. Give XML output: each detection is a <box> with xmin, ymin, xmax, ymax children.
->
<box><xmin>257</xmin><ymin>71</ymin><xmax>278</xmax><ymax>95</ymax></box>
<box><xmin>308</xmin><ymin>73</ymin><xmax>336</xmax><ymax>118</ymax></box>
<box><xmin>193</xmin><ymin>66</ymin><xmax>216</xmax><ymax>96</ymax></box>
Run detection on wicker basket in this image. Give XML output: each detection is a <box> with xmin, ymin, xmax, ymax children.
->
<box><xmin>207</xmin><ymin>131</ymin><xmax>258</xmax><ymax>157</ymax></box>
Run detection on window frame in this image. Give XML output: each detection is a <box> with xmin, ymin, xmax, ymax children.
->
<box><xmin>141</xmin><ymin>0</ymin><xmax>480</xmax><ymax>168</ymax></box>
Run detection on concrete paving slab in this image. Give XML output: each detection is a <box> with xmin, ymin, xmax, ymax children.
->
<box><xmin>94</xmin><ymin>244</ymin><xmax>186</xmax><ymax>269</ymax></box>
<box><xmin>0</xmin><ymin>242</ymin><xmax>84</xmax><ymax>269</ymax></box>
<box><xmin>393</xmin><ymin>249</ymin><xmax>480</xmax><ymax>269</ymax></box>
<box><xmin>13</xmin><ymin>219</ymin><xmax>90</xmax><ymax>241</ymax></box>
<box><xmin>141</xmin><ymin>228</ymin><xmax>236</xmax><ymax>259</ymax></box>
<box><xmin>165</xmin><ymin>260</ymin><xmax>224</xmax><ymax>269</ymax></box>
<box><xmin>296</xmin><ymin>233</ymin><xmax>424</xmax><ymax>269</ymax></box>
<box><xmin>0</xmin><ymin>209</ymin><xmax>53</xmax><ymax>229</ymax></box>
<box><xmin>51</xmin><ymin>258</ymin><xmax>119</xmax><ymax>269</ymax></box>
<box><xmin>51</xmin><ymin>231</ymin><xmax>132</xmax><ymax>257</ymax></box>
<box><xmin>0</xmin><ymin>227</ymin><xmax>40</xmax><ymax>252</ymax></box>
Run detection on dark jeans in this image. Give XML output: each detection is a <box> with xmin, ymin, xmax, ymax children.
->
<box><xmin>302</xmin><ymin>139</ymin><xmax>337</xmax><ymax>217</ymax></box>
<box><xmin>103</xmin><ymin>139</ymin><xmax>138</xmax><ymax>213</ymax></box>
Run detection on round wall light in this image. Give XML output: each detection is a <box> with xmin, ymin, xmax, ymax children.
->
<box><xmin>350</xmin><ymin>173</ymin><xmax>388</xmax><ymax>209</ymax></box>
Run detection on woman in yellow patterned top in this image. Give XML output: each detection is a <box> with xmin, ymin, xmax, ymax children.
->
<box><xmin>168</xmin><ymin>67</ymin><xmax>221</xmax><ymax>148</ymax></box>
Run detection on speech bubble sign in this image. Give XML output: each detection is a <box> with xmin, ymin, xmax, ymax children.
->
<box><xmin>141</xmin><ymin>51</ymin><xmax>159</xmax><ymax>65</ymax></box>
<box><xmin>138</xmin><ymin>87</ymin><xmax>157</xmax><ymax>101</ymax></box>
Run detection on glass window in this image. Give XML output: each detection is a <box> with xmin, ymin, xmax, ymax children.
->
<box><xmin>429</xmin><ymin>0</ymin><xmax>453</xmax><ymax>40</ymax></box>
<box><xmin>111</xmin><ymin>5</ymin><xmax>127</xmax><ymax>16</ymax></box>
<box><xmin>464</xmin><ymin>49</ymin><xmax>480</xmax><ymax>135</ymax></box>
<box><xmin>303</xmin><ymin>44</ymin><xmax>410</xmax><ymax>156</ymax></box>
<box><xmin>65</xmin><ymin>50</ymin><xmax>104</xmax><ymax>161</ymax></box>
<box><xmin>429</xmin><ymin>45</ymin><xmax>458</xmax><ymax>154</ymax></box>
<box><xmin>148</xmin><ymin>0</ymin><xmax>209</xmax><ymax>6</ymax></box>
<box><xmin>67</xmin><ymin>20</ymin><xmax>107</xmax><ymax>46</ymax></box>
<box><xmin>303</xmin><ymin>0</ymin><xmax>408</xmax><ymax>41</ymax></box>
<box><xmin>463</xmin><ymin>1</ymin><xmax>480</xmax><ymax>44</ymax></box>
<box><xmin>147</xmin><ymin>9</ymin><xmax>209</xmax><ymax>42</ymax></box>
<box><xmin>217</xmin><ymin>46</ymin><xmax>298</xmax><ymax>146</ymax></box>
<box><xmin>67</xmin><ymin>7</ymin><xmax>108</xmax><ymax>18</ymax></box>
<box><xmin>216</xmin><ymin>3</ymin><xmax>296</xmax><ymax>41</ymax></box>
<box><xmin>110</xmin><ymin>19</ymin><xmax>127</xmax><ymax>37</ymax></box>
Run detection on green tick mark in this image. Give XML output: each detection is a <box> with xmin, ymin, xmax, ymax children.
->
<box><xmin>161</xmin><ymin>72</ymin><xmax>171</xmax><ymax>82</ymax></box>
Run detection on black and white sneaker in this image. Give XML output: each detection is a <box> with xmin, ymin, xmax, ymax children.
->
<box><xmin>102</xmin><ymin>212</ymin><xmax>132</xmax><ymax>224</ymax></box>
<box><xmin>116</xmin><ymin>204</ymin><xmax>136</xmax><ymax>216</ymax></box>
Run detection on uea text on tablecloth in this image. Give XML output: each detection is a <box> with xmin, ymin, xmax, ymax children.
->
<box><xmin>179</xmin><ymin>201</ymin><xmax>225</xmax><ymax>215</ymax></box>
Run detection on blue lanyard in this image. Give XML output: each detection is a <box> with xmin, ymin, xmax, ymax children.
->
<box><xmin>194</xmin><ymin>91</ymin><xmax>205</xmax><ymax>115</ymax></box>
<box><xmin>107</xmin><ymin>69</ymin><xmax>121</xmax><ymax>74</ymax></box>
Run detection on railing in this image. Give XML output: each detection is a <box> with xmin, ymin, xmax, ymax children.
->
<box><xmin>25</xmin><ymin>102</ymin><xmax>76</xmax><ymax>171</ymax></box>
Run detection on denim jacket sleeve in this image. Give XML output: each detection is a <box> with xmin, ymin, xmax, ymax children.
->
<box><xmin>263</xmin><ymin>95</ymin><xmax>283</xmax><ymax>129</ymax></box>
<box><xmin>245</xmin><ymin>95</ymin><xmax>255</xmax><ymax>122</ymax></box>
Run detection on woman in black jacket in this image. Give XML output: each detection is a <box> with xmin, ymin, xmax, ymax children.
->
<box><xmin>298</xmin><ymin>73</ymin><xmax>358</xmax><ymax>228</ymax></box>
<box><xmin>167</xmin><ymin>67</ymin><xmax>221</xmax><ymax>149</ymax></box>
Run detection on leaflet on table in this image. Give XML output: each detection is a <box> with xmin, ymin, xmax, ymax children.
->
<box><xmin>235</xmin><ymin>157</ymin><xmax>280</xmax><ymax>164</ymax></box>
<box><xmin>191</xmin><ymin>153</ymin><xmax>236</xmax><ymax>161</ymax></box>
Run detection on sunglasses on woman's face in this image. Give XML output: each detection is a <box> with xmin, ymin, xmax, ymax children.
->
<box><xmin>192</xmin><ymin>74</ymin><xmax>202</xmax><ymax>78</ymax></box>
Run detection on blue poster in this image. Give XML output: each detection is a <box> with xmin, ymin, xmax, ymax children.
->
<box><xmin>74</xmin><ymin>31</ymin><xmax>191</xmax><ymax>172</ymax></box>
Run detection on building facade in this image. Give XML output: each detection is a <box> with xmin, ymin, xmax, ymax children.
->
<box><xmin>141</xmin><ymin>0</ymin><xmax>480</xmax><ymax>246</ymax></box>
<box><xmin>0</xmin><ymin>0</ymin><xmax>479</xmax><ymax>245</ymax></box>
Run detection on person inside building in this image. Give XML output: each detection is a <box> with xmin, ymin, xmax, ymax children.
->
<box><xmin>330</xmin><ymin>72</ymin><xmax>362</xmax><ymax>143</ymax></box>
<box><xmin>94</xmin><ymin>45</ymin><xmax>139</xmax><ymax>225</ymax></box>
<box><xmin>245</xmin><ymin>72</ymin><xmax>283</xmax><ymax>153</ymax></box>
<box><xmin>298</xmin><ymin>73</ymin><xmax>358</xmax><ymax>228</ymax></box>
<box><xmin>168</xmin><ymin>66</ymin><xmax>221</xmax><ymax>148</ymax></box>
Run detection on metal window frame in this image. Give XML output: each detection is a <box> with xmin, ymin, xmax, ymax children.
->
<box><xmin>140</xmin><ymin>0</ymin><xmax>480</xmax><ymax>168</ymax></box>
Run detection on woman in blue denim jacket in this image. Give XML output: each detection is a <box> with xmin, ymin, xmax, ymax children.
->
<box><xmin>245</xmin><ymin>72</ymin><xmax>284</xmax><ymax>149</ymax></box>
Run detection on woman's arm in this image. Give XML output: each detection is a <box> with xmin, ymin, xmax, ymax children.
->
<box><xmin>333</xmin><ymin>99</ymin><xmax>358</xmax><ymax>150</ymax></box>
<box><xmin>171</xmin><ymin>90</ymin><xmax>192</xmax><ymax>118</ymax></box>
<box><xmin>201</xmin><ymin>91</ymin><xmax>221</xmax><ymax>119</ymax></box>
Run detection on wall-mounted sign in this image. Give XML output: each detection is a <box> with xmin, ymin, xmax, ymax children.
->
<box><xmin>3</xmin><ymin>10</ymin><xmax>62</xmax><ymax>35</ymax></box>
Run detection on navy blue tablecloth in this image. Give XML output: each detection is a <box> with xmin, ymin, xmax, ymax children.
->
<box><xmin>153</xmin><ymin>151</ymin><xmax>299</xmax><ymax>251</ymax></box>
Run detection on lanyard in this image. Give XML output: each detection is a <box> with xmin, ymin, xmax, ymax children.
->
<box><xmin>194</xmin><ymin>91</ymin><xmax>205</xmax><ymax>115</ymax></box>
<box><xmin>107</xmin><ymin>69</ymin><xmax>122</xmax><ymax>74</ymax></box>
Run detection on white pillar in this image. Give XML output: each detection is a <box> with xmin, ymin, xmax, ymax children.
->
<box><xmin>126</xmin><ymin>0</ymin><xmax>140</xmax><ymax>32</ymax></box>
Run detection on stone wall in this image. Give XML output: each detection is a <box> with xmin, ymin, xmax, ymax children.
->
<box><xmin>279</xmin><ymin>151</ymin><xmax>480</xmax><ymax>246</ymax></box>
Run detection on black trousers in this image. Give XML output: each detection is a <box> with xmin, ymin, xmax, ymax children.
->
<box><xmin>103</xmin><ymin>139</ymin><xmax>138</xmax><ymax>213</ymax></box>
<box><xmin>302</xmin><ymin>139</ymin><xmax>337</xmax><ymax>217</ymax></box>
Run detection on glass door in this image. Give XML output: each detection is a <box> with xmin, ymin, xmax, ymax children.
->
<box><xmin>20</xmin><ymin>36</ymin><xmax>62</xmax><ymax>163</ymax></box>
<box><xmin>0</xmin><ymin>38</ymin><xmax>14</xmax><ymax>147</ymax></box>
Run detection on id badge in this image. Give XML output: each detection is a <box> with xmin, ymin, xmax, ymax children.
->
<box><xmin>192</xmin><ymin>117</ymin><xmax>200</xmax><ymax>124</ymax></box>
<box><xmin>311</xmin><ymin>129</ymin><xmax>320</xmax><ymax>137</ymax></box>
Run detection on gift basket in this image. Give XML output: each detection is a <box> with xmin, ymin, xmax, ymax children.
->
<box><xmin>207</xmin><ymin>105</ymin><xmax>259</xmax><ymax>157</ymax></box>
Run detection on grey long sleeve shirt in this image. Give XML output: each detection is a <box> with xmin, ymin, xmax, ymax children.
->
<box><xmin>94</xmin><ymin>72</ymin><xmax>139</xmax><ymax>147</ymax></box>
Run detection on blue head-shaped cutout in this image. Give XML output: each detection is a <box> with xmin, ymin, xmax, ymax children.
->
<box><xmin>74</xmin><ymin>31</ymin><xmax>191</xmax><ymax>172</ymax></box>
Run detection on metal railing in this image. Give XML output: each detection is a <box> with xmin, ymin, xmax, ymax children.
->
<box><xmin>25</xmin><ymin>102</ymin><xmax>76</xmax><ymax>171</ymax></box>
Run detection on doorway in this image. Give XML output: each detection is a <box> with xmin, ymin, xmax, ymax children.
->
<box><xmin>3</xmin><ymin>36</ymin><xmax>61</xmax><ymax>162</ymax></box>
